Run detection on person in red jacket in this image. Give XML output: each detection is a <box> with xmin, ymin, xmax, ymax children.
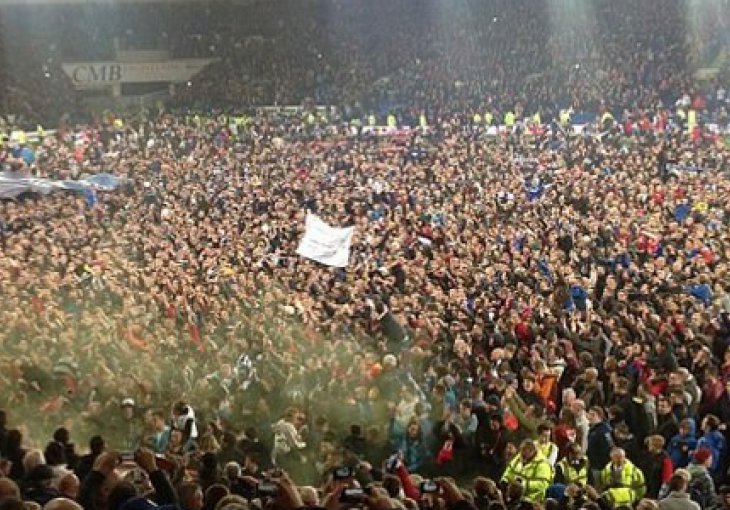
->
<box><xmin>638</xmin><ymin>434</ymin><xmax>673</xmax><ymax>499</ymax></box>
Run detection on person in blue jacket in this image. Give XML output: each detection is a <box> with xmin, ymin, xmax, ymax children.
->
<box><xmin>400</xmin><ymin>419</ymin><xmax>429</xmax><ymax>473</ymax></box>
<box><xmin>667</xmin><ymin>418</ymin><xmax>697</xmax><ymax>469</ymax></box>
<box><xmin>696</xmin><ymin>414</ymin><xmax>726</xmax><ymax>477</ymax></box>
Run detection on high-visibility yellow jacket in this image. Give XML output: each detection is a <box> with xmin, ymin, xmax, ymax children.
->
<box><xmin>600</xmin><ymin>460</ymin><xmax>646</xmax><ymax>505</ymax></box>
<box><xmin>502</xmin><ymin>452</ymin><xmax>554</xmax><ymax>503</ymax></box>
<box><xmin>556</xmin><ymin>457</ymin><xmax>589</xmax><ymax>486</ymax></box>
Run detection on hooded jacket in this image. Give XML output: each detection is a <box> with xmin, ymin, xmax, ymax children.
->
<box><xmin>668</xmin><ymin>420</ymin><xmax>698</xmax><ymax>469</ymax></box>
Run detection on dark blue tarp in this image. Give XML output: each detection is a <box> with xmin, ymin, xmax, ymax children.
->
<box><xmin>0</xmin><ymin>171</ymin><xmax>123</xmax><ymax>199</ymax></box>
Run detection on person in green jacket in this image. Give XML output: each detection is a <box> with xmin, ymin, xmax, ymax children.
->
<box><xmin>504</xmin><ymin>385</ymin><xmax>541</xmax><ymax>438</ymax></box>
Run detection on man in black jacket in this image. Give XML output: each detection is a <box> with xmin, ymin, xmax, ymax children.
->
<box><xmin>586</xmin><ymin>406</ymin><xmax>613</xmax><ymax>490</ymax></box>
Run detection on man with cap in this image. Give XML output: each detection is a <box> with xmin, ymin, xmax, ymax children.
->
<box><xmin>501</xmin><ymin>438</ymin><xmax>554</xmax><ymax>503</ymax></box>
<box><xmin>686</xmin><ymin>448</ymin><xmax>716</xmax><ymax>510</ymax></box>
<box><xmin>119</xmin><ymin>398</ymin><xmax>142</xmax><ymax>451</ymax></box>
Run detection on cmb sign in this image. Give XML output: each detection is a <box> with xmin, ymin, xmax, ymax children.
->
<box><xmin>69</xmin><ymin>64</ymin><xmax>123</xmax><ymax>85</ymax></box>
<box><xmin>61</xmin><ymin>58</ymin><xmax>217</xmax><ymax>90</ymax></box>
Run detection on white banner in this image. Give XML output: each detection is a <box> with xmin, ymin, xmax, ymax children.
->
<box><xmin>61</xmin><ymin>58</ymin><xmax>217</xmax><ymax>89</ymax></box>
<box><xmin>296</xmin><ymin>212</ymin><xmax>354</xmax><ymax>268</ymax></box>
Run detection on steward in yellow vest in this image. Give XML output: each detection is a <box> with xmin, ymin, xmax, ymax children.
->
<box><xmin>502</xmin><ymin>439</ymin><xmax>554</xmax><ymax>503</ymax></box>
<box><xmin>556</xmin><ymin>443</ymin><xmax>589</xmax><ymax>486</ymax></box>
<box><xmin>504</xmin><ymin>111</ymin><xmax>516</xmax><ymax>128</ymax></box>
<box><xmin>600</xmin><ymin>448</ymin><xmax>645</xmax><ymax>506</ymax></box>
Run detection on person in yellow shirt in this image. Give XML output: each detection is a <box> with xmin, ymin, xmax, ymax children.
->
<box><xmin>537</xmin><ymin>422</ymin><xmax>559</xmax><ymax>466</ymax></box>
<box><xmin>502</xmin><ymin>439</ymin><xmax>554</xmax><ymax>503</ymax></box>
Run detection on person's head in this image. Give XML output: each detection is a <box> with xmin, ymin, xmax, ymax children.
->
<box><xmin>58</xmin><ymin>474</ymin><xmax>79</xmax><ymax>500</ymax></box>
<box><xmin>537</xmin><ymin>422</ymin><xmax>553</xmax><ymax>443</ymax></box>
<box><xmin>519</xmin><ymin>439</ymin><xmax>537</xmax><ymax>463</ymax></box>
<box><xmin>636</xmin><ymin>500</ymin><xmax>659</xmax><ymax>510</ymax></box>
<box><xmin>472</xmin><ymin>477</ymin><xmax>499</xmax><ymax>500</ymax></box>
<box><xmin>382</xmin><ymin>475</ymin><xmax>402</xmax><ymax>499</ymax></box>
<box><xmin>566</xmin><ymin>442</ymin><xmax>583</xmax><ymax>461</ymax></box>
<box><xmin>701</xmin><ymin>414</ymin><xmax>720</xmax><ymax>433</ymax></box>
<box><xmin>298</xmin><ymin>486</ymin><xmax>319</xmax><ymax>507</ymax></box>
<box><xmin>459</xmin><ymin>399</ymin><xmax>472</xmax><ymax>419</ymax></box>
<box><xmin>243</xmin><ymin>452</ymin><xmax>261</xmax><ymax>473</ymax></box>
<box><xmin>614</xmin><ymin>422</ymin><xmax>631</xmax><ymax>440</ymax></box>
<box><xmin>224</xmin><ymin>462</ymin><xmax>241</xmax><ymax>481</ymax></box>
<box><xmin>44</xmin><ymin>442</ymin><xmax>66</xmax><ymax>467</ymax></box>
<box><xmin>678</xmin><ymin>419</ymin><xmax>693</xmax><ymax>436</ymax></box>
<box><xmin>121</xmin><ymin>399</ymin><xmax>135</xmax><ymax>420</ymax></box>
<box><xmin>89</xmin><ymin>436</ymin><xmax>105</xmax><ymax>457</ymax></box>
<box><xmin>587</xmin><ymin>406</ymin><xmax>604</xmax><ymax>425</ymax></box>
<box><xmin>656</xmin><ymin>397</ymin><xmax>672</xmax><ymax>415</ymax></box>
<box><xmin>4</xmin><ymin>430</ymin><xmax>22</xmax><ymax>453</ymax></box>
<box><xmin>204</xmin><ymin>484</ymin><xmax>229</xmax><ymax>510</ymax></box>
<box><xmin>718</xmin><ymin>485</ymin><xmax>730</xmax><ymax>508</ymax></box>
<box><xmin>52</xmin><ymin>429</ymin><xmax>70</xmax><ymax>446</ymax></box>
<box><xmin>349</xmin><ymin>424</ymin><xmax>362</xmax><ymax>438</ymax></box>
<box><xmin>213</xmin><ymin>494</ymin><xmax>248</xmax><ymax>510</ymax></box>
<box><xmin>693</xmin><ymin>447</ymin><xmax>713</xmax><ymax>468</ymax></box>
<box><xmin>644</xmin><ymin>435</ymin><xmax>665</xmax><ymax>454</ymax></box>
<box><xmin>178</xmin><ymin>482</ymin><xmax>204</xmax><ymax>510</ymax></box>
<box><xmin>150</xmin><ymin>410</ymin><xmax>166</xmax><ymax>431</ymax></box>
<box><xmin>0</xmin><ymin>479</ymin><xmax>20</xmax><ymax>500</ymax></box>
<box><xmin>668</xmin><ymin>473</ymin><xmax>688</xmax><ymax>493</ymax></box>
<box><xmin>43</xmin><ymin>499</ymin><xmax>83</xmax><ymax>510</ymax></box>
<box><xmin>610</xmin><ymin>447</ymin><xmax>626</xmax><ymax>467</ymax></box>
<box><xmin>0</xmin><ymin>497</ymin><xmax>25</xmax><ymax>510</ymax></box>
<box><xmin>243</xmin><ymin>427</ymin><xmax>258</xmax><ymax>440</ymax></box>
<box><xmin>521</xmin><ymin>375</ymin><xmax>535</xmax><ymax>392</ymax></box>
<box><xmin>406</xmin><ymin>420</ymin><xmax>421</xmax><ymax>440</ymax></box>
<box><xmin>23</xmin><ymin>450</ymin><xmax>46</xmax><ymax>475</ymax></box>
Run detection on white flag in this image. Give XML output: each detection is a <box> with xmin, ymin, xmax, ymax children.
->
<box><xmin>296</xmin><ymin>212</ymin><xmax>354</xmax><ymax>267</ymax></box>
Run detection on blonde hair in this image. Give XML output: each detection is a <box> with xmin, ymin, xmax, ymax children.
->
<box><xmin>644</xmin><ymin>434</ymin><xmax>665</xmax><ymax>452</ymax></box>
<box><xmin>23</xmin><ymin>449</ymin><xmax>46</xmax><ymax>474</ymax></box>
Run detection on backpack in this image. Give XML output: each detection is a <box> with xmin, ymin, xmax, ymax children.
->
<box><xmin>688</xmin><ymin>470</ymin><xmax>713</xmax><ymax>510</ymax></box>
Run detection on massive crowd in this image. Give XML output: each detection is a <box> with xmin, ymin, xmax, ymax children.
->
<box><xmin>2</xmin><ymin>1</ymin><xmax>730</xmax><ymax>510</ymax></box>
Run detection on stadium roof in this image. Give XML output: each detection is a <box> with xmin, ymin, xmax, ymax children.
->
<box><xmin>0</xmin><ymin>0</ymin><xmax>231</xmax><ymax>4</ymax></box>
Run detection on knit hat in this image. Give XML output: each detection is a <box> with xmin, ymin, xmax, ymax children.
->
<box><xmin>693</xmin><ymin>447</ymin><xmax>712</xmax><ymax>465</ymax></box>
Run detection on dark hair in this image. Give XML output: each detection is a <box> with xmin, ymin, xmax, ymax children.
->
<box><xmin>44</xmin><ymin>441</ymin><xmax>67</xmax><ymax>466</ymax></box>
<box><xmin>243</xmin><ymin>426</ymin><xmax>258</xmax><ymax>440</ymax></box>
<box><xmin>204</xmin><ymin>484</ymin><xmax>230</xmax><ymax>510</ymax></box>
<box><xmin>350</xmin><ymin>424</ymin><xmax>362</xmax><ymax>437</ymax></box>
<box><xmin>0</xmin><ymin>497</ymin><xmax>25</xmax><ymax>510</ymax></box>
<box><xmin>173</xmin><ymin>401</ymin><xmax>190</xmax><ymax>415</ymax></box>
<box><xmin>382</xmin><ymin>474</ymin><xmax>401</xmax><ymax>498</ymax></box>
<box><xmin>53</xmin><ymin>427</ymin><xmax>70</xmax><ymax>444</ymax></box>
<box><xmin>2</xmin><ymin>430</ymin><xmax>22</xmax><ymax>455</ymax></box>
<box><xmin>89</xmin><ymin>435</ymin><xmax>105</xmax><ymax>455</ymax></box>
<box><xmin>107</xmin><ymin>481</ymin><xmax>139</xmax><ymax>510</ymax></box>
<box><xmin>669</xmin><ymin>473</ymin><xmax>687</xmax><ymax>492</ymax></box>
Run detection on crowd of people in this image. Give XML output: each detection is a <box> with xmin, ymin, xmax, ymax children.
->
<box><xmin>2</xmin><ymin>1</ymin><xmax>730</xmax><ymax>510</ymax></box>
